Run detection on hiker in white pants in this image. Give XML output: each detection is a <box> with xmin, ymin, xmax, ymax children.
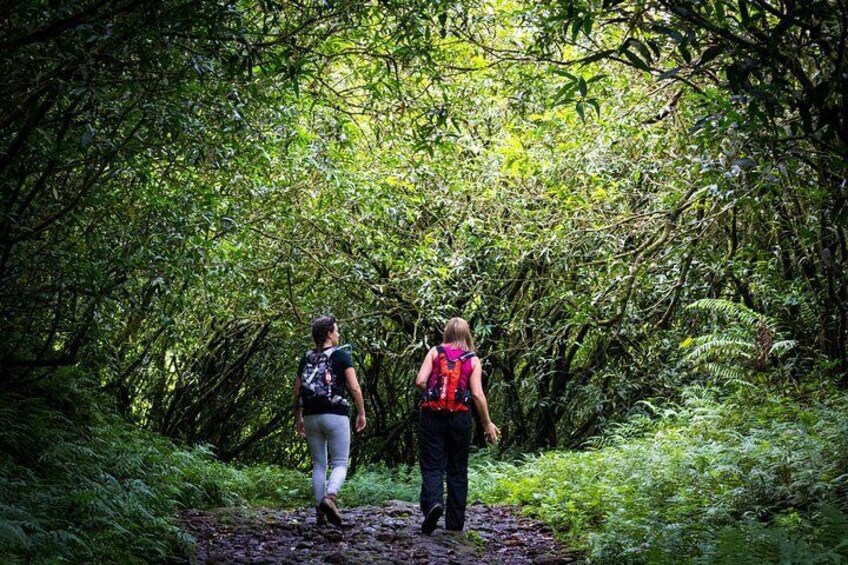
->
<box><xmin>293</xmin><ymin>316</ymin><xmax>367</xmax><ymax>526</ymax></box>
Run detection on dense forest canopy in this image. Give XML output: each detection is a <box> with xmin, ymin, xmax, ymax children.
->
<box><xmin>1</xmin><ymin>2</ymin><xmax>847</xmax><ymax>560</ymax></box>
<box><xmin>2</xmin><ymin>0</ymin><xmax>846</xmax><ymax>464</ymax></box>
<box><xmin>0</xmin><ymin>0</ymin><xmax>848</xmax><ymax>563</ymax></box>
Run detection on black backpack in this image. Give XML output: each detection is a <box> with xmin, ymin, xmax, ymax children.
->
<box><xmin>299</xmin><ymin>347</ymin><xmax>348</xmax><ymax>408</ymax></box>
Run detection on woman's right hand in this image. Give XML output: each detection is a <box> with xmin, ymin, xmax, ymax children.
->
<box><xmin>484</xmin><ymin>421</ymin><xmax>500</xmax><ymax>444</ymax></box>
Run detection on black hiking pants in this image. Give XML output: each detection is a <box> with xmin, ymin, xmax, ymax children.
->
<box><xmin>419</xmin><ymin>409</ymin><xmax>472</xmax><ymax>530</ymax></box>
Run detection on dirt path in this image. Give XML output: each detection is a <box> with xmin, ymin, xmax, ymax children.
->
<box><xmin>180</xmin><ymin>500</ymin><xmax>582</xmax><ymax>564</ymax></box>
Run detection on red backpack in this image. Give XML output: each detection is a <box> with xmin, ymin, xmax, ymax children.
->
<box><xmin>421</xmin><ymin>345</ymin><xmax>475</xmax><ymax>412</ymax></box>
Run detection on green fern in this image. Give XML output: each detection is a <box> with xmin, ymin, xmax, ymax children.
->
<box><xmin>477</xmin><ymin>386</ymin><xmax>848</xmax><ymax>563</ymax></box>
<box><xmin>681</xmin><ymin>299</ymin><xmax>796</xmax><ymax>381</ymax></box>
<box><xmin>687</xmin><ymin>298</ymin><xmax>766</xmax><ymax>326</ymax></box>
<box><xmin>687</xmin><ymin>336</ymin><xmax>756</xmax><ymax>363</ymax></box>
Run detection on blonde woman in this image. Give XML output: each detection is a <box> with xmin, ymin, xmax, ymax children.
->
<box><xmin>414</xmin><ymin>317</ymin><xmax>499</xmax><ymax>534</ymax></box>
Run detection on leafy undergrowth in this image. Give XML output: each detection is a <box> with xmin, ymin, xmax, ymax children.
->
<box><xmin>475</xmin><ymin>383</ymin><xmax>848</xmax><ymax>564</ymax></box>
<box><xmin>0</xmin><ymin>370</ymin><xmax>434</xmax><ymax>563</ymax></box>
<box><xmin>0</xmin><ymin>370</ymin><xmax>311</xmax><ymax>564</ymax></box>
<box><xmin>5</xmin><ymin>372</ymin><xmax>848</xmax><ymax>564</ymax></box>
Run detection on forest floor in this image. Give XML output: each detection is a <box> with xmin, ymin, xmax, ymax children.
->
<box><xmin>179</xmin><ymin>499</ymin><xmax>582</xmax><ymax>564</ymax></box>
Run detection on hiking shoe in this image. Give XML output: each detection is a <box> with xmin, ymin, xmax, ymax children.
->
<box><xmin>421</xmin><ymin>503</ymin><xmax>443</xmax><ymax>535</ymax></box>
<box><xmin>315</xmin><ymin>504</ymin><xmax>327</xmax><ymax>526</ymax></box>
<box><xmin>319</xmin><ymin>496</ymin><xmax>342</xmax><ymax>526</ymax></box>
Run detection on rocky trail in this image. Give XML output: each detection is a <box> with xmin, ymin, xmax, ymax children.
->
<box><xmin>179</xmin><ymin>500</ymin><xmax>582</xmax><ymax>564</ymax></box>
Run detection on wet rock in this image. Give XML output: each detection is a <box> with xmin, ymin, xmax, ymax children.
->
<box><xmin>324</xmin><ymin>529</ymin><xmax>344</xmax><ymax>542</ymax></box>
<box><xmin>376</xmin><ymin>531</ymin><xmax>395</xmax><ymax>542</ymax></box>
<box><xmin>381</xmin><ymin>517</ymin><xmax>406</xmax><ymax>529</ymax></box>
<box><xmin>324</xmin><ymin>550</ymin><xmax>346</xmax><ymax>563</ymax></box>
<box><xmin>533</xmin><ymin>556</ymin><xmax>572</xmax><ymax>565</ymax></box>
<box><xmin>384</xmin><ymin>501</ymin><xmax>414</xmax><ymax>517</ymax></box>
<box><xmin>204</xmin><ymin>551</ymin><xmax>228</xmax><ymax>565</ymax></box>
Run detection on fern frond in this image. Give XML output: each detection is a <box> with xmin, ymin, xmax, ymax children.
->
<box><xmin>704</xmin><ymin>363</ymin><xmax>749</xmax><ymax>382</ymax></box>
<box><xmin>769</xmin><ymin>340</ymin><xmax>797</xmax><ymax>356</ymax></box>
<box><xmin>687</xmin><ymin>298</ymin><xmax>764</xmax><ymax>326</ymax></box>
<box><xmin>686</xmin><ymin>338</ymin><xmax>756</xmax><ymax>364</ymax></box>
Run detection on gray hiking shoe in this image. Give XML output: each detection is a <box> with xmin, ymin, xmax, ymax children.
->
<box><xmin>316</xmin><ymin>504</ymin><xmax>328</xmax><ymax>526</ymax></box>
<box><xmin>319</xmin><ymin>496</ymin><xmax>342</xmax><ymax>526</ymax></box>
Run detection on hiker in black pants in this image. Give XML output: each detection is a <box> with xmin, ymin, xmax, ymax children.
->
<box><xmin>415</xmin><ymin>317</ymin><xmax>499</xmax><ymax>534</ymax></box>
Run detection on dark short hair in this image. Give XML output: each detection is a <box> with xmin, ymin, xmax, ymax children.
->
<box><xmin>311</xmin><ymin>316</ymin><xmax>337</xmax><ymax>347</ymax></box>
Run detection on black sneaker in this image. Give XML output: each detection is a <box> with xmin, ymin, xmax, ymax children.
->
<box><xmin>421</xmin><ymin>503</ymin><xmax>443</xmax><ymax>535</ymax></box>
<box><xmin>319</xmin><ymin>496</ymin><xmax>342</xmax><ymax>526</ymax></box>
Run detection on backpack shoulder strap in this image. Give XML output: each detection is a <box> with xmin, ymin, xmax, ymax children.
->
<box><xmin>304</xmin><ymin>349</ymin><xmax>316</xmax><ymax>364</ymax></box>
<box><xmin>322</xmin><ymin>346</ymin><xmax>338</xmax><ymax>359</ymax></box>
<box><xmin>436</xmin><ymin>345</ymin><xmax>453</xmax><ymax>363</ymax></box>
<box><xmin>458</xmin><ymin>351</ymin><xmax>476</xmax><ymax>361</ymax></box>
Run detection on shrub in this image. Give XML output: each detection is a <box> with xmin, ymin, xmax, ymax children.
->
<box><xmin>477</xmin><ymin>384</ymin><xmax>848</xmax><ymax>563</ymax></box>
<box><xmin>0</xmin><ymin>370</ymin><xmax>310</xmax><ymax>563</ymax></box>
<box><xmin>342</xmin><ymin>464</ymin><xmax>421</xmax><ymax>506</ymax></box>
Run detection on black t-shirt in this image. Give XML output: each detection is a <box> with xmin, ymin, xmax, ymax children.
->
<box><xmin>297</xmin><ymin>346</ymin><xmax>353</xmax><ymax>416</ymax></box>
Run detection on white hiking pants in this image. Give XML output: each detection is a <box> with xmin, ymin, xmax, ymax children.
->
<box><xmin>303</xmin><ymin>413</ymin><xmax>350</xmax><ymax>503</ymax></box>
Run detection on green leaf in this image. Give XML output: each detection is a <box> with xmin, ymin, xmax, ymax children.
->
<box><xmin>553</xmin><ymin>69</ymin><xmax>578</xmax><ymax>81</ymax></box>
<box><xmin>579</xmin><ymin>49</ymin><xmax>617</xmax><ymax>65</ymax></box>
<box><xmin>652</xmin><ymin>24</ymin><xmax>685</xmax><ymax>43</ymax></box>
<box><xmin>583</xmin><ymin>15</ymin><xmax>593</xmax><ymax>36</ymax></box>
<box><xmin>698</xmin><ymin>45</ymin><xmax>724</xmax><ymax>66</ymax></box>
<box><xmin>81</xmin><ymin>125</ymin><xmax>94</xmax><ymax>147</ymax></box>
<box><xmin>575</xmin><ymin>101</ymin><xmax>586</xmax><ymax>121</ymax></box>
<box><xmin>553</xmin><ymin>82</ymin><xmax>578</xmax><ymax>104</ymax></box>
<box><xmin>626</xmin><ymin>38</ymin><xmax>654</xmax><ymax>63</ymax></box>
<box><xmin>659</xmin><ymin>67</ymin><xmax>681</xmax><ymax>80</ymax></box>
<box><xmin>622</xmin><ymin>49</ymin><xmax>652</xmax><ymax>72</ymax></box>
<box><xmin>678</xmin><ymin>43</ymin><xmax>692</xmax><ymax>64</ymax></box>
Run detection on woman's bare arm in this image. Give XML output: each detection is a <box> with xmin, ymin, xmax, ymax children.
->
<box><xmin>415</xmin><ymin>347</ymin><xmax>438</xmax><ymax>390</ymax></box>
<box><xmin>345</xmin><ymin>367</ymin><xmax>367</xmax><ymax>432</ymax></box>
<box><xmin>469</xmin><ymin>358</ymin><xmax>499</xmax><ymax>442</ymax></box>
<box><xmin>293</xmin><ymin>374</ymin><xmax>304</xmax><ymax>436</ymax></box>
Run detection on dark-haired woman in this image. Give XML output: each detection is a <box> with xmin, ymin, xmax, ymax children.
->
<box><xmin>293</xmin><ymin>316</ymin><xmax>366</xmax><ymax>526</ymax></box>
<box><xmin>415</xmin><ymin>317</ymin><xmax>499</xmax><ymax>534</ymax></box>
